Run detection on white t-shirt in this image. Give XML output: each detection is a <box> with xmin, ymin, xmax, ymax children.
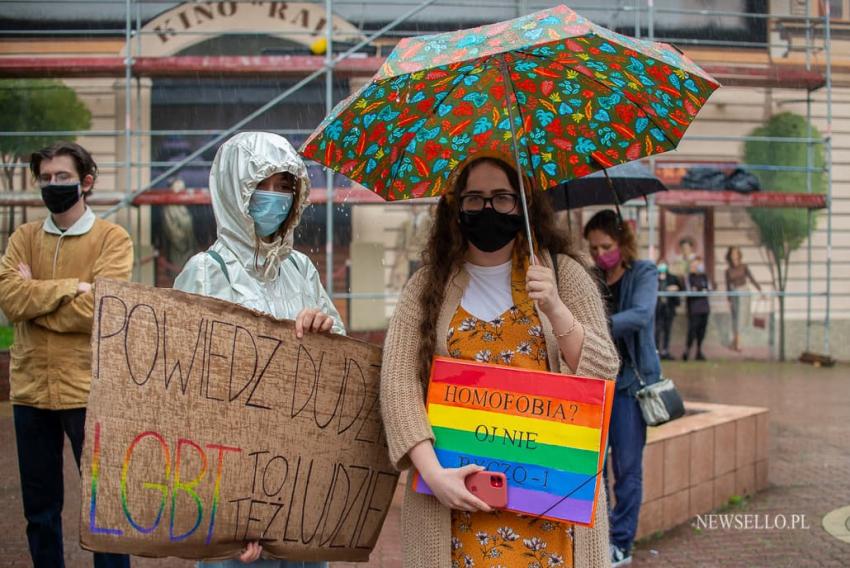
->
<box><xmin>461</xmin><ymin>260</ymin><xmax>514</xmax><ymax>322</ymax></box>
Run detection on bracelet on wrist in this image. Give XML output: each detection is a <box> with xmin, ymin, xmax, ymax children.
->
<box><xmin>554</xmin><ymin>316</ymin><xmax>578</xmax><ymax>338</ymax></box>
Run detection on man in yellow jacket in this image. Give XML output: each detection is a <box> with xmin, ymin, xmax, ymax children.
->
<box><xmin>0</xmin><ymin>142</ymin><xmax>133</xmax><ymax>568</ymax></box>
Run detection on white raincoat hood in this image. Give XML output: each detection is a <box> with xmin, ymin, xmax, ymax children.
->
<box><xmin>173</xmin><ymin>132</ymin><xmax>344</xmax><ymax>332</ymax></box>
<box><xmin>211</xmin><ymin>131</ymin><xmax>310</xmax><ymax>280</ymax></box>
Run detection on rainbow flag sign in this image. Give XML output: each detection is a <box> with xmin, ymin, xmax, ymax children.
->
<box><xmin>413</xmin><ymin>357</ymin><xmax>614</xmax><ymax>526</ymax></box>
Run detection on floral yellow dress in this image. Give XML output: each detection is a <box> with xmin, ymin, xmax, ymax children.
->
<box><xmin>447</xmin><ymin>253</ymin><xmax>574</xmax><ymax>568</ymax></box>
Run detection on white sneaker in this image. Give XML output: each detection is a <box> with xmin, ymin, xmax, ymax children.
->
<box><xmin>611</xmin><ymin>544</ymin><xmax>633</xmax><ymax>567</ymax></box>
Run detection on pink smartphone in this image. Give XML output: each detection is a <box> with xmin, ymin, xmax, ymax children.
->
<box><xmin>465</xmin><ymin>471</ymin><xmax>508</xmax><ymax>509</ymax></box>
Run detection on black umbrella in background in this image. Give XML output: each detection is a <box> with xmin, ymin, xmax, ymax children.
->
<box><xmin>547</xmin><ymin>161</ymin><xmax>668</xmax><ymax>211</ymax></box>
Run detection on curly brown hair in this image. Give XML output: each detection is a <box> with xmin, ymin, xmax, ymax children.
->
<box><xmin>415</xmin><ymin>157</ymin><xmax>580</xmax><ymax>388</ymax></box>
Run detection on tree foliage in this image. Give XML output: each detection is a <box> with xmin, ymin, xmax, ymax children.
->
<box><xmin>744</xmin><ymin>111</ymin><xmax>826</xmax><ymax>359</ymax></box>
<box><xmin>0</xmin><ymin>79</ymin><xmax>92</xmax><ymax>189</ymax></box>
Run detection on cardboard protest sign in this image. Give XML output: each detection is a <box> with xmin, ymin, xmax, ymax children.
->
<box><xmin>414</xmin><ymin>357</ymin><xmax>614</xmax><ymax>526</ymax></box>
<box><xmin>80</xmin><ymin>279</ymin><xmax>397</xmax><ymax>561</ymax></box>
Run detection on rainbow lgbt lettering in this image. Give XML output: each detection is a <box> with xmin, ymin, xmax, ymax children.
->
<box><xmin>413</xmin><ymin>357</ymin><xmax>614</xmax><ymax>526</ymax></box>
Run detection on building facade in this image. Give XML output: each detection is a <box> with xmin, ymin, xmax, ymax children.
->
<box><xmin>1</xmin><ymin>0</ymin><xmax>847</xmax><ymax>358</ymax></box>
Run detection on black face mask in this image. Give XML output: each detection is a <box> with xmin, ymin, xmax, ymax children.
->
<box><xmin>459</xmin><ymin>207</ymin><xmax>524</xmax><ymax>253</ymax></box>
<box><xmin>41</xmin><ymin>183</ymin><xmax>81</xmax><ymax>214</ymax></box>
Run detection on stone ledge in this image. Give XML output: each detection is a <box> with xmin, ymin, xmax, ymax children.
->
<box><xmin>635</xmin><ymin>401</ymin><xmax>769</xmax><ymax>540</ymax></box>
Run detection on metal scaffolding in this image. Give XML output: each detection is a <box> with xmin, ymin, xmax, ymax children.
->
<box><xmin>0</xmin><ymin>0</ymin><xmax>836</xmax><ymax>357</ymax></box>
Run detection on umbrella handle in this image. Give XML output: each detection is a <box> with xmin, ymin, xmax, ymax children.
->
<box><xmin>498</xmin><ymin>55</ymin><xmax>537</xmax><ymax>265</ymax></box>
<box><xmin>600</xmin><ymin>166</ymin><xmax>624</xmax><ymax>224</ymax></box>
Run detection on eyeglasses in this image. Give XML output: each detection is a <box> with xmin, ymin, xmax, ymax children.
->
<box><xmin>460</xmin><ymin>193</ymin><xmax>519</xmax><ymax>214</ymax></box>
<box><xmin>38</xmin><ymin>172</ymin><xmax>77</xmax><ymax>186</ymax></box>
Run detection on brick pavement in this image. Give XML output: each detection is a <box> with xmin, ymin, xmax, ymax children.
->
<box><xmin>1</xmin><ymin>362</ymin><xmax>848</xmax><ymax>567</ymax></box>
<box><xmin>628</xmin><ymin>361</ymin><xmax>850</xmax><ymax>567</ymax></box>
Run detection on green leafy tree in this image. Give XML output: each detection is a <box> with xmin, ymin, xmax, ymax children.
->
<box><xmin>0</xmin><ymin>79</ymin><xmax>92</xmax><ymax>190</ymax></box>
<box><xmin>744</xmin><ymin>111</ymin><xmax>826</xmax><ymax>360</ymax></box>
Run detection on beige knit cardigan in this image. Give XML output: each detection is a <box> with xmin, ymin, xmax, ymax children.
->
<box><xmin>380</xmin><ymin>252</ymin><xmax>621</xmax><ymax>568</ymax></box>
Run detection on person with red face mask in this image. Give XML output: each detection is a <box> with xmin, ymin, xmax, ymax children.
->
<box><xmin>584</xmin><ymin>210</ymin><xmax>661</xmax><ymax>568</ymax></box>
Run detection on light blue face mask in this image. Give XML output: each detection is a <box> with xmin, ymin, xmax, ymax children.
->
<box><xmin>248</xmin><ymin>190</ymin><xmax>294</xmax><ymax>238</ymax></box>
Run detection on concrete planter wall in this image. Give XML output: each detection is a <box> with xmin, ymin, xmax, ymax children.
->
<box><xmin>634</xmin><ymin>401</ymin><xmax>769</xmax><ymax>539</ymax></box>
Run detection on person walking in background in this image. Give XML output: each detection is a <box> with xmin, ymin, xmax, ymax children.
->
<box><xmin>0</xmin><ymin>142</ymin><xmax>133</xmax><ymax>568</ymax></box>
<box><xmin>655</xmin><ymin>260</ymin><xmax>681</xmax><ymax>360</ymax></box>
<box><xmin>683</xmin><ymin>257</ymin><xmax>712</xmax><ymax>361</ymax></box>
<box><xmin>725</xmin><ymin>246</ymin><xmax>761</xmax><ymax>352</ymax></box>
<box><xmin>584</xmin><ymin>210</ymin><xmax>661</xmax><ymax>567</ymax></box>
<box><xmin>675</xmin><ymin>236</ymin><xmax>697</xmax><ymax>278</ymax></box>
<box><xmin>380</xmin><ymin>155</ymin><xmax>619</xmax><ymax>568</ymax></box>
<box><xmin>174</xmin><ymin>132</ymin><xmax>343</xmax><ymax>567</ymax></box>
<box><xmin>390</xmin><ymin>203</ymin><xmax>434</xmax><ymax>290</ymax></box>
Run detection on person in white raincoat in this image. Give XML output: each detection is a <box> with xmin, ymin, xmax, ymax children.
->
<box><xmin>174</xmin><ymin>131</ymin><xmax>342</xmax><ymax>567</ymax></box>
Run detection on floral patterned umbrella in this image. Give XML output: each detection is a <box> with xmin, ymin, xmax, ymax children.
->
<box><xmin>300</xmin><ymin>4</ymin><xmax>719</xmax><ymax>250</ymax></box>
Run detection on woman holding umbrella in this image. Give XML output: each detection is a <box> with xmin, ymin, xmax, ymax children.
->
<box><xmin>380</xmin><ymin>154</ymin><xmax>619</xmax><ymax>568</ymax></box>
<box><xmin>584</xmin><ymin>210</ymin><xmax>661</xmax><ymax>566</ymax></box>
<box><xmin>299</xmin><ymin>6</ymin><xmax>717</xmax><ymax>567</ymax></box>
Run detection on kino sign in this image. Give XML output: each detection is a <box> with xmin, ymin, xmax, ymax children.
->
<box><xmin>139</xmin><ymin>1</ymin><xmax>364</xmax><ymax>56</ymax></box>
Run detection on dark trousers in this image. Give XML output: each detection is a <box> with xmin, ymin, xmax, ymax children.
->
<box><xmin>654</xmin><ymin>307</ymin><xmax>674</xmax><ymax>354</ymax></box>
<box><xmin>686</xmin><ymin>313</ymin><xmax>709</xmax><ymax>355</ymax></box>
<box><xmin>604</xmin><ymin>390</ymin><xmax>647</xmax><ymax>551</ymax></box>
<box><xmin>13</xmin><ymin>405</ymin><xmax>130</xmax><ymax>568</ymax></box>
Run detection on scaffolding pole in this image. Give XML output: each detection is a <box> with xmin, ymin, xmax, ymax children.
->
<box><xmin>0</xmin><ymin>0</ymin><xmax>837</xmax><ymax>352</ymax></box>
<box><xmin>824</xmin><ymin>3</ymin><xmax>834</xmax><ymax>354</ymax></box>
<box><xmin>325</xmin><ymin>0</ymin><xmax>335</xmax><ymax>293</ymax></box>
<box><xmin>804</xmin><ymin>0</ymin><xmax>813</xmax><ymax>351</ymax></box>
<box><xmin>134</xmin><ymin>0</ymin><xmax>144</xmax><ymax>280</ymax></box>
<box><xmin>100</xmin><ymin>0</ymin><xmax>440</xmax><ymax>218</ymax></box>
<box><xmin>805</xmin><ymin>88</ymin><xmax>813</xmax><ymax>351</ymax></box>
<box><xmin>123</xmin><ymin>0</ymin><xmax>133</xmax><ymax>232</ymax></box>
<box><xmin>646</xmin><ymin>0</ymin><xmax>656</xmax><ymax>261</ymax></box>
